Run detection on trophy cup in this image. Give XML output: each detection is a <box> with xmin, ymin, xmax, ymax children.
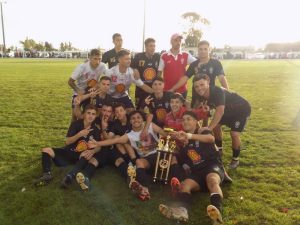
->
<box><xmin>153</xmin><ymin>128</ymin><xmax>177</xmax><ymax>184</ymax></box>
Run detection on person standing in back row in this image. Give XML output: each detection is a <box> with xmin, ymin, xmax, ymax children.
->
<box><xmin>102</xmin><ymin>33</ymin><xmax>123</xmax><ymax>69</ymax></box>
<box><xmin>158</xmin><ymin>33</ymin><xmax>196</xmax><ymax>99</ymax></box>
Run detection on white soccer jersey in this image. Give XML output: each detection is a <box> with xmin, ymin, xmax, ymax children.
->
<box><xmin>105</xmin><ymin>64</ymin><xmax>144</xmax><ymax>98</ymax></box>
<box><xmin>126</xmin><ymin>123</ymin><xmax>158</xmax><ymax>157</ymax></box>
<box><xmin>71</xmin><ymin>61</ymin><xmax>107</xmax><ymax>94</ymax></box>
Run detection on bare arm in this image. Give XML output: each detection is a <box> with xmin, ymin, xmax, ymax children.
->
<box><xmin>140</xmin><ymin>84</ymin><xmax>154</xmax><ymax>94</ymax></box>
<box><xmin>68</xmin><ymin>78</ymin><xmax>84</xmax><ymax>95</ymax></box>
<box><xmin>152</xmin><ymin>123</ymin><xmax>168</xmax><ymax>137</ymax></box>
<box><xmin>88</xmin><ymin>134</ymin><xmax>129</xmax><ymax>148</ymax></box>
<box><xmin>65</xmin><ymin>126</ymin><xmax>93</xmax><ymax>145</ymax></box>
<box><xmin>169</xmin><ymin>76</ymin><xmax>189</xmax><ymax>92</ymax></box>
<box><xmin>208</xmin><ymin>105</ymin><xmax>224</xmax><ymax>130</ymax></box>
<box><xmin>218</xmin><ymin>75</ymin><xmax>229</xmax><ymax>90</ymax></box>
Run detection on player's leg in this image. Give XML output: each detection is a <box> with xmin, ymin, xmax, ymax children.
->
<box><xmin>213</xmin><ymin>124</ymin><xmax>223</xmax><ymax>156</ymax></box>
<box><xmin>206</xmin><ymin>172</ymin><xmax>224</xmax><ymax>224</ymax></box>
<box><xmin>123</xmin><ymin>143</ymin><xmax>137</xmax><ymax>165</ymax></box>
<box><xmin>159</xmin><ymin>178</ymin><xmax>200</xmax><ymax>222</ymax></box>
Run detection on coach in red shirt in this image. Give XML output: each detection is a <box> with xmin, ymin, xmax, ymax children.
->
<box><xmin>158</xmin><ymin>33</ymin><xmax>196</xmax><ymax>98</ymax></box>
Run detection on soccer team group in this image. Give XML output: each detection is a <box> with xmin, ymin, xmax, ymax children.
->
<box><xmin>35</xmin><ymin>33</ymin><xmax>251</xmax><ymax>224</ymax></box>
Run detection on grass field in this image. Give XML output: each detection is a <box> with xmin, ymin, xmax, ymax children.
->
<box><xmin>0</xmin><ymin>58</ymin><xmax>300</xmax><ymax>225</ymax></box>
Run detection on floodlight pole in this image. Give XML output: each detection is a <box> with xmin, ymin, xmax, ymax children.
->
<box><xmin>0</xmin><ymin>1</ymin><xmax>6</xmax><ymax>58</ymax></box>
<box><xmin>142</xmin><ymin>0</ymin><xmax>146</xmax><ymax>52</ymax></box>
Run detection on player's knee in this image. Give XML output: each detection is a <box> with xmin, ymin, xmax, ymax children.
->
<box><xmin>180</xmin><ymin>182</ymin><xmax>192</xmax><ymax>194</ymax></box>
<box><xmin>206</xmin><ymin>175</ymin><xmax>220</xmax><ymax>188</ymax></box>
<box><xmin>42</xmin><ymin>147</ymin><xmax>54</xmax><ymax>156</ymax></box>
<box><xmin>89</xmin><ymin>157</ymin><xmax>99</xmax><ymax>167</ymax></box>
<box><xmin>136</xmin><ymin>159</ymin><xmax>145</xmax><ymax>168</ymax></box>
<box><xmin>115</xmin><ymin>157</ymin><xmax>125</xmax><ymax>167</ymax></box>
<box><xmin>230</xmin><ymin>131</ymin><xmax>240</xmax><ymax>139</ymax></box>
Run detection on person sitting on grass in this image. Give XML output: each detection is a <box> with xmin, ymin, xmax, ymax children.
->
<box><xmin>60</xmin><ymin>102</ymin><xmax>129</xmax><ymax>191</ymax></box>
<box><xmin>88</xmin><ymin>110</ymin><xmax>184</xmax><ymax>201</ymax></box>
<box><xmin>159</xmin><ymin>111</ymin><xmax>225</xmax><ymax>224</ymax></box>
<box><xmin>34</xmin><ymin>104</ymin><xmax>101</xmax><ymax>187</ymax></box>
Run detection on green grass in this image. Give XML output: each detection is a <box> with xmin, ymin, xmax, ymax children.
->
<box><xmin>0</xmin><ymin>58</ymin><xmax>300</xmax><ymax>225</ymax></box>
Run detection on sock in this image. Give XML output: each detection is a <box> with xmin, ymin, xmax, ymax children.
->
<box><xmin>83</xmin><ymin>163</ymin><xmax>97</xmax><ymax>179</ymax></box>
<box><xmin>210</xmin><ymin>193</ymin><xmax>223</xmax><ymax>212</ymax></box>
<box><xmin>170</xmin><ymin>164</ymin><xmax>186</xmax><ymax>182</ymax></box>
<box><xmin>117</xmin><ymin>161</ymin><xmax>128</xmax><ymax>178</ymax></box>
<box><xmin>42</xmin><ymin>152</ymin><xmax>52</xmax><ymax>173</ymax></box>
<box><xmin>122</xmin><ymin>154</ymin><xmax>131</xmax><ymax>164</ymax></box>
<box><xmin>68</xmin><ymin>157</ymin><xmax>89</xmax><ymax>179</ymax></box>
<box><xmin>176</xmin><ymin>192</ymin><xmax>192</xmax><ymax>209</ymax></box>
<box><xmin>215</xmin><ymin>139</ymin><xmax>223</xmax><ymax>157</ymax></box>
<box><xmin>232</xmin><ymin>148</ymin><xmax>240</xmax><ymax>159</ymax></box>
<box><xmin>136</xmin><ymin>168</ymin><xmax>149</xmax><ymax>187</ymax></box>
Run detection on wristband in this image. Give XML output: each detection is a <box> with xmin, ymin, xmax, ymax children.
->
<box><xmin>186</xmin><ymin>133</ymin><xmax>193</xmax><ymax>139</ymax></box>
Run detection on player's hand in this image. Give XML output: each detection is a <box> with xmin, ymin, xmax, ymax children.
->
<box><xmin>101</xmin><ymin>117</ymin><xmax>108</xmax><ymax>131</ymax></box>
<box><xmin>80</xmin><ymin>150</ymin><xmax>94</xmax><ymax>160</ymax></box>
<box><xmin>182</xmin><ymin>164</ymin><xmax>191</xmax><ymax>175</ymax></box>
<box><xmin>74</xmin><ymin>96</ymin><xmax>81</xmax><ymax>106</ymax></box>
<box><xmin>144</xmin><ymin>96</ymin><xmax>154</xmax><ymax>105</ymax></box>
<box><xmin>176</xmin><ymin>131</ymin><xmax>189</xmax><ymax>142</ymax></box>
<box><xmin>89</xmin><ymin>89</ymin><xmax>100</xmax><ymax>98</ymax></box>
<box><xmin>88</xmin><ymin>139</ymin><xmax>99</xmax><ymax>149</ymax></box>
<box><xmin>78</xmin><ymin>126</ymin><xmax>93</xmax><ymax>137</ymax></box>
<box><xmin>78</xmin><ymin>90</ymin><xmax>85</xmax><ymax>96</ymax></box>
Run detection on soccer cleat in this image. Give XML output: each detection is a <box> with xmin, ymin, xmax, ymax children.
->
<box><xmin>60</xmin><ymin>174</ymin><xmax>73</xmax><ymax>189</ymax></box>
<box><xmin>170</xmin><ymin>177</ymin><xmax>181</xmax><ymax>196</ymax></box>
<box><xmin>159</xmin><ymin>204</ymin><xmax>189</xmax><ymax>222</ymax></box>
<box><xmin>223</xmin><ymin>171</ymin><xmax>233</xmax><ymax>183</ymax></box>
<box><xmin>130</xmin><ymin>180</ymin><xmax>150</xmax><ymax>201</ymax></box>
<box><xmin>34</xmin><ymin>172</ymin><xmax>53</xmax><ymax>187</ymax></box>
<box><xmin>229</xmin><ymin>158</ymin><xmax>240</xmax><ymax>169</ymax></box>
<box><xmin>207</xmin><ymin>205</ymin><xmax>223</xmax><ymax>225</ymax></box>
<box><xmin>76</xmin><ymin>172</ymin><xmax>90</xmax><ymax>191</ymax></box>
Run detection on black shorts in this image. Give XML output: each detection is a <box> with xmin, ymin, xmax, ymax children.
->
<box><xmin>112</xmin><ymin>96</ymin><xmax>134</xmax><ymax>109</ymax></box>
<box><xmin>93</xmin><ymin>147</ymin><xmax>123</xmax><ymax>167</ymax></box>
<box><xmin>219</xmin><ymin>112</ymin><xmax>250</xmax><ymax>132</ymax></box>
<box><xmin>187</xmin><ymin>163</ymin><xmax>224</xmax><ymax>191</ymax></box>
<box><xmin>52</xmin><ymin>147</ymin><xmax>81</xmax><ymax>166</ymax></box>
<box><xmin>142</xmin><ymin>152</ymin><xmax>158</xmax><ymax>170</ymax></box>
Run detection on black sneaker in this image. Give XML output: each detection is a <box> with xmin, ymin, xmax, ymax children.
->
<box><xmin>223</xmin><ymin>170</ymin><xmax>233</xmax><ymax>183</ymax></box>
<box><xmin>60</xmin><ymin>174</ymin><xmax>73</xmax><ymax>189</ymax></box>
<box><xmin>34</xmin><ymin>172</ymin><xmax>53</xmax><ymax>187</ymax></box>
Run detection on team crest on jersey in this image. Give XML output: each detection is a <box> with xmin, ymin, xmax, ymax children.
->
<box><xmin>143</xmin><ymin>68</ymin><xmax>156</xmax><ymax>81</ymax></box>
<box><xmin>139</xmin><ymin>60</ymin><xmax>145</xmax><ymax>67</ymax></box>
<box><xmin>75</xmin><ymin>140</ymin><xmax>88</xmax><ymax>152</ymax></box>
<box><xmin>187</xmin><ymin>149</ymin><xmax>201</xmax><ymax>164</ymax></box>
<box><xmin>156</xmin><ymin>108</ymin><xmax>167</xmax><ymax>122</ymax></box>
<box><xmin>110</xmin><ymin>57</ymin><xmax>116</xmax><ymax>63</ymax></box>
<box><xmin>115</xmin><ymin>83</ymin><xmax>126</xmax><ymax>93</ymax></box>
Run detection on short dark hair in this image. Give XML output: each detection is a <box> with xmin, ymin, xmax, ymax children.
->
<box><xmin>144</xmin><ymin>38</ymin><xmax>155</xmax><ymax>46</ymax></box>
<box><xmin>100</xmin><ymin>76</ymin><xmax>111</xmax><ymax>82</ymax></box>
<box><xmin>102</xmin><ymin>101</ymin><xmax>113</xmax><ymax>109</ymax></box>
<box><xmin>198</xmin><ymin>40</ymin><xmax>210</xmax><ymax>47</ymax></box>
<box><xmin>152</xmin><ymin>76</ymin><xmax>164</xmax><ymax>84</ymax></box>
<box><xmin>90</xmin><ymin>49</ymin><xmax>101</xmax><ymax>57</ymax></box>
<box><xmin>182</xmin><ymin>111</ymin><xmax>198</xmax><ymax>120</ymax></box>
<box><xmin>170</xmin><ymin>93</ymin><xmax>185</xmax><ymax>103</ymax></box>
<box><xmin>129</xmin><ymin>110</ymin><xmax>146</xmax><ymax>121</ymax></box>
<box><xmin>117</xmin><ymin>49</ymin><xmax>130</xmax><ymax>58</ymax></box>
<box><xmin>83</xmin><ymin>104</ymin><xmax>98</xmax><ymax>113</ymax></box>
<box><xmin>113</xmin><ymin>102</ymin><xmax>126</xmax><ymax>111</ymax></box>
<box><xmin>192</xmin><ymin>74</ymin><xmax>210</xmax><ymax>83</ymax></box>
<box><xmin>112</xmin><ymin>33</ymin><xmax>122</xmax><ymax>41</ymax></box>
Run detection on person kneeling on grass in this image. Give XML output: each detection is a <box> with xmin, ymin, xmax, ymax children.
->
<box><xmin>88</xmin><ymin>110</ymin><xmax>184</xmax><ymax>200</ymax></box>
<box><xmin>34</xmin><ymin>104</ymin><xmax>101</xmax><ymax>186</ymax></box>
<box><xmin>159</xmin><ymin>111</ymin><xmax>224</xmax><ymax>224</ymax></box>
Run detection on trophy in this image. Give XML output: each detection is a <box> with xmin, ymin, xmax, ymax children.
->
<box><xmin>153</xmin><ymin>128</ymin><xmax>177</xmax><ymax>184</ymax></box>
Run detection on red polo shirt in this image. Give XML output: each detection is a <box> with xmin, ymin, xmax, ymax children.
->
<box><xmin>159</xmin><ymin>51</ymin><xmax>195</xmax><ymax>94</ymax></box>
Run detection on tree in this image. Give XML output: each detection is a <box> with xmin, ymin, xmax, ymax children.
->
<box><xmin>35</xmin><ymin>42</ymin><xmax>45</xmax><ymax>51</ymax></box>
<box><xmin>19</xmin><ymin>37</ymin><xmax>36</xmax><ymax>51</ymax></box>
<box><xmin>181</xmin><ymin>12</ymin><xmax>210</xmax><ymax>47</ymax></box>
<box><xmin>45</xmin><ymin>41</ymin><xmax>55</xmax><ymax>51</ymax></box>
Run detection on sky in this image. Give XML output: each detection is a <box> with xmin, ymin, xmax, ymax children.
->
<box><xmin>1</xmin><ymin>0</ymin><xmax>300</xmax><ymax>51</ymax></box>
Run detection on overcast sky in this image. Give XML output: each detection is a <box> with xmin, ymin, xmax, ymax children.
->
<box><xmin>2</xmin><ymin>0</ymin><xmax>300</xmax><ymax>51</ymax></box>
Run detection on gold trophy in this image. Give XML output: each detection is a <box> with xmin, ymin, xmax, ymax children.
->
<box><xmin>153</xmin><ymin>128</ymin><xmax>177</xmax><ymax>184</ymax></box>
